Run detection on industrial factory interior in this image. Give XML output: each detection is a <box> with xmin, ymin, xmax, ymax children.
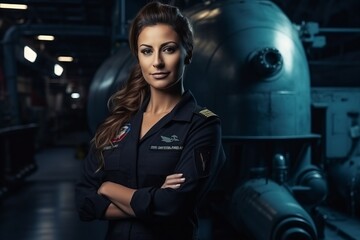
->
<box><xmin>0</xmin><ymin>0</ymin><xmax>359</xmax><ymax>239</ymax></box>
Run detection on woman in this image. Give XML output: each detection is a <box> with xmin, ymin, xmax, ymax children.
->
<box><xmin>75</xmin><ymin>2</ymin><xmax>225</xmax><ymax>239</ymax></box>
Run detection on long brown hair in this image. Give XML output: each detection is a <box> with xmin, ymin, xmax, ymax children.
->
<box><xmin>93</xmin><ymin>1</ymin><xmax>194</xmax><ymax>170</ymax></box>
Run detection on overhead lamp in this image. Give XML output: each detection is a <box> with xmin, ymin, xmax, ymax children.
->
<box><xmin>54</xmin><ymin>64</ymin><xmax>64</xmax><ymax>76</ymax></box>
<box><xmin>57</xmin><ymin>56</ymin><xmax>73</xmax><ymax>62</ymax></box>
<box><xmin>37</xmin><ymin>35</ymin><xmax>55</xmax><ymax>41</ymax></box>
<box><xmin>23</xmin><ymin>46</ymin><xmax>37</xmax><ymax>63</ymax></box>
<box><xmin>0</xmin><ymin>3</ymin><xmax>27</xmax><ymax>10</ymax></box>
<box><xmin>71</xmin><ymin>93</ymin><xmax>80</xmax><ymax>99</ymax></box>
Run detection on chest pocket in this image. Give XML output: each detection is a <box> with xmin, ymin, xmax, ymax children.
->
<box><xmin>144</xmin><ymin>143</ymin><xmax>184</xmax><ymax>175</ymax></box>
<box><xmin>139</xmin><ymin>147</ymin><xmax>183</xmax><ymax>188</ymax></box>
<box><xmin>102</xmin><ymin>145</ymin><xmax>127</xmax><ymax>184</ymax></box>
<box><xmin>103</xmin><ymin>144</ymin><xmax>120</xmax><ymax>169</ymax></box>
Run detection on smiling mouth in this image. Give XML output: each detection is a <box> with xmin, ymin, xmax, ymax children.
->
<box><xmin>151</xmin><ymin>72</ymin><xmax>170</xmax><ymax>79</ymax></box>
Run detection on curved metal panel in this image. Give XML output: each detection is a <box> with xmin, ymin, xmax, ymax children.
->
<box><xmin>87</xmin><ymin>44</ymin><xmax>134</xmax><ymax>133</ymax></box>
<box><xmin>184</xmin><ymin>0</ymin><xmax>311</xmax><ymax>136</ymax></box>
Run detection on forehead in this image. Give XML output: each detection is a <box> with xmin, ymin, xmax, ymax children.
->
<box><xmin>138</xmin><ymin>24</ymin><xmax>180</xmax><ymax>46</ymax></box>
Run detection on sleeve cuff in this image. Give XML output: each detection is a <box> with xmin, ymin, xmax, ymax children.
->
<box><xmin>130</xmin><ymin>187</ymin><xmax>155</xmax><ymax>219</ymax></box>
<box><xmin>94</xmin><ymin>193</ymin><xmax>112</xmax><ymax>219</ymax></box>
<box><xmin>81</xmin><ymin>193</ymin><xmax>111</xmax><ymax>220</ymax></box>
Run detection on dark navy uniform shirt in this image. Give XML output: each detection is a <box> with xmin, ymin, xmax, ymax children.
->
<box><xmin>75</xmin><ymin>90</ymin><xmax>226</xmax><ymax>240</ymax></box>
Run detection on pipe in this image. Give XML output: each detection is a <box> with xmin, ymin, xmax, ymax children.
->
<box><xmin>2</xmin><ymin>26</ymin><xmax>21</xmax><ymax>124</ymax></box>
<box><xmin>272</xmin><ymin>153</ymin><xmax>287</xmax><ymax>184</ymax></box>
<box><xmin>292</xmin><ymin>167</ymin><xmax>328</xmax><ymax>207</ymax></box>
<box><xmin>230</xmin><ymin>179</ymin><xmax>317</xmax><ymax>240</ymax></box>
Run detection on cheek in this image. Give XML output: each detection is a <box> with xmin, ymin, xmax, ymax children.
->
<box><xmin>138</xmin><ymin>54</ymin><xmax>154</xmax><ymax>65</ymax></box>
<box><xmin>138</xmin><ymin>57</ymin><xmax>147</xmax><ymax>68</ymax></box>
<box><xmin>140</xmin><ymin>68</ymin><xmax>150</xmax><ymax>83</ymax></box>
<box><xmin>138</xmin><ymin>66</ymin><xmax>149</xmax><ymax>84</ymax></box>
<box><xmin>138</xmin><ymin>58</ymin><xmax>150</xmax><ymax>75</ymax></box>
<box><xmin>168</xmin><ymin>55</ymin><xmax>183</xmax><ymax>69</ymax></box>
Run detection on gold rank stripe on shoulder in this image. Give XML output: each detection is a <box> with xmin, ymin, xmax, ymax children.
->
<box><xmin>199</xmin><ymin>109</ymin><xmax>217</xmax><ymax>118</ymax></box>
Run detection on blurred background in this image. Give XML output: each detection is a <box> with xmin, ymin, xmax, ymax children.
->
<box><xmin>0</xmin><ymin>0</ymin><xmax>359</xmax><ymax>239</ymax></box>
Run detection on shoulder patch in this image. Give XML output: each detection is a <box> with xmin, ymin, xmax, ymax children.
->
<box><xmin>199</xmin><ymin>108</ymin><xmax>217</xmax><ymax>118</ymax></box>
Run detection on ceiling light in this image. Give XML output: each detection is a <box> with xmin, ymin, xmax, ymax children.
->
<box><xmin>54</xmin><ymin>64</ymin><xmax>64</xmax><ymax>76</ymax></box>
<box><xmin>71</xmin><ymin>93</ymin><xmax>80</xmax><ymax>99</ymax></box>
<box><xmin>57</xmin><ymin>56</ymin><xmax>73</xmax><ymax>62</ymax></box>
<box><xmin>0</xmin><ymin>3</ymin><xmax>27</xmax><ymax>10</ymax></box>
<box><xmin>37</xmin><ymin>35</ymin><xmax>55</xmax><ymax>41</ymax></box>
<box><xmin>24</xmin><ymin>46</ymin><xmax>37</xmax><ymax>63</ymax></box>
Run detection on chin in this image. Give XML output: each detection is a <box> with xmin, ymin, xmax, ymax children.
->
<box><xmin>153</xmin><ymin>80</ymin><xmax>180</xmax><ymax>90</ymax></box>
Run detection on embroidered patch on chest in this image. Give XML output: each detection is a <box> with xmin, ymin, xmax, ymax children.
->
<box><xmin>160</xmin><ymin>135</ymin><xmax>179</xmax><ymax>143</ymax></box>
<box><xmin>150</xmin><ymin>145</ymin><xmax>183</xmax><ymax>150</ymax></box>
<box><xmin>150</xmin><ymin>134</ymin><xmax>183</xmax><ymax>150</ymax></box>
<box><xmin>103</xmin><ymin>144</ymin><xmax>118</xmax><ymax>150</ymax></box>
<box><xmin>112</xmin><ymin>123</ymin><xmax>131</xmax><ymax>143</ymax></box>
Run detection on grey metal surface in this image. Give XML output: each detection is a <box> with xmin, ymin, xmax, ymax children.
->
<box><xmin>184</xmin><ymin>0</ymin><xmax>311</xmax><ymax>137</ymax></box>
<box><xmin>87</xmin><ymin>44</ymin><xmax>134</xmax><ymax>133</ymax></box>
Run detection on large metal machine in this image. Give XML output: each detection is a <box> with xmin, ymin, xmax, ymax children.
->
<box><xmin>87</xmin><ymin>0</ymin><xmax>329</xmax><ymax>239</ymax></box>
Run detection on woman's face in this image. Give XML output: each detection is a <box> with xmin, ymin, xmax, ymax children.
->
<box><xmin>137</xmin><ymin>24</ymin><xmax>187</xmax><ymax>91</ymax></box>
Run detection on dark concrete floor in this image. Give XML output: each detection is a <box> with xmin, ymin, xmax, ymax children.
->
<box><xmin>0</xmin><ymin>146</ymin><xmax>107</xmax><ymax>240</ymax></box>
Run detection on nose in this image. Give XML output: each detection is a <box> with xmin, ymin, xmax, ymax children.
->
<box><xmin>153</xmin><ymin>52</ymin><xmax>164</xmax><ymax>68</ymax></box>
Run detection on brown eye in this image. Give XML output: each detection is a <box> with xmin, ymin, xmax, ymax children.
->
<box><xmin>140</xmin><ymin>48</ymin><xmax>152</xmax><ymax>56</ymax></box>
<box><xmin>163</xmin><ymin>46</ymin><xmax>177</xmax><ymax>54</ymax></box>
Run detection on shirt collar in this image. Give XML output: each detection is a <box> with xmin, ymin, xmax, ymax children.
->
<box><xmin>171</xmin><ymin>90</ymin><xmax>197</xmax><ymax>122</ymax></box>
<box><xmin>139</xmin><ymin>90</ymin><xmax>196</xmax><ymax>122</ymax></box>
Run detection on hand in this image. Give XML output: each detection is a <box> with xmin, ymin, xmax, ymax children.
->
<box><xmin>161</xmin><ymin>173</ymin><xmax>185</xmax><ymax>189</ymax></box>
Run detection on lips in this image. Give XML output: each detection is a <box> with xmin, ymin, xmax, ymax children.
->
<box><xmin>151</xmin><ymin>72</ymin><xmax>170</xmax><ymax>79</ymax></box>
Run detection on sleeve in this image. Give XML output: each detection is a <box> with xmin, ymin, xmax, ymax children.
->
<box><xmin>130</xmin><ymin>116</ymin><xmax>226</xmax><ymax>221</ymax></box>
<box><xmin>75</xmin><ymin>147</ymin><xmax>111</xmax><ymax>221</ymax></box>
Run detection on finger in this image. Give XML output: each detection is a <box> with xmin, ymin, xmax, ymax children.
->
<box><xmin>163</xmin><ymin>183</ymin><xmax>181</xmax><ymax>189</ymax></box>
<box><xmin>162</xmin><ymin>177</ymin><xmax>185</xmax><ymax>187</ymax></box>
<box><xmin>168</xmin><ymin>184</ymin><xmax>181</xmax><ymax>189</ymax></box>
<box><xmin>161</xmin><ymin>173</ymin><xmax>185</xmax><ymax>189</ymax></box>
<box><xmin>162</xmin><ymin>178</ymin><xmax>185</xmax><ymax>189</ymax></box>
<box><xmin>165</xmin><ymin>177</ymin><xmax>185</xmax><ymax>185</ymax></box>
<box><xmin>165</xmin><ymin>173</ymin><xmax>183</xmax><ymax>180</ymax></box>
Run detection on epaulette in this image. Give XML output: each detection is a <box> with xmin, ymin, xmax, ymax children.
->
<box><xmin>196</xmin><ymin>107</ymin><xmax>218</xmax><ymax>118</ymax></box>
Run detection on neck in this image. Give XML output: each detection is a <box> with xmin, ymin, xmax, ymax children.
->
<box><xmin>146</xmin><ymin>88</ymin><xmax>183</xmax><ymax>114</ymax></box>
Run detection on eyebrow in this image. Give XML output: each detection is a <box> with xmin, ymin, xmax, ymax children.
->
<box><xmin>139</xmin><ymin>41</ymin><xmax>178</xmax><ymax>48</ymax></box>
